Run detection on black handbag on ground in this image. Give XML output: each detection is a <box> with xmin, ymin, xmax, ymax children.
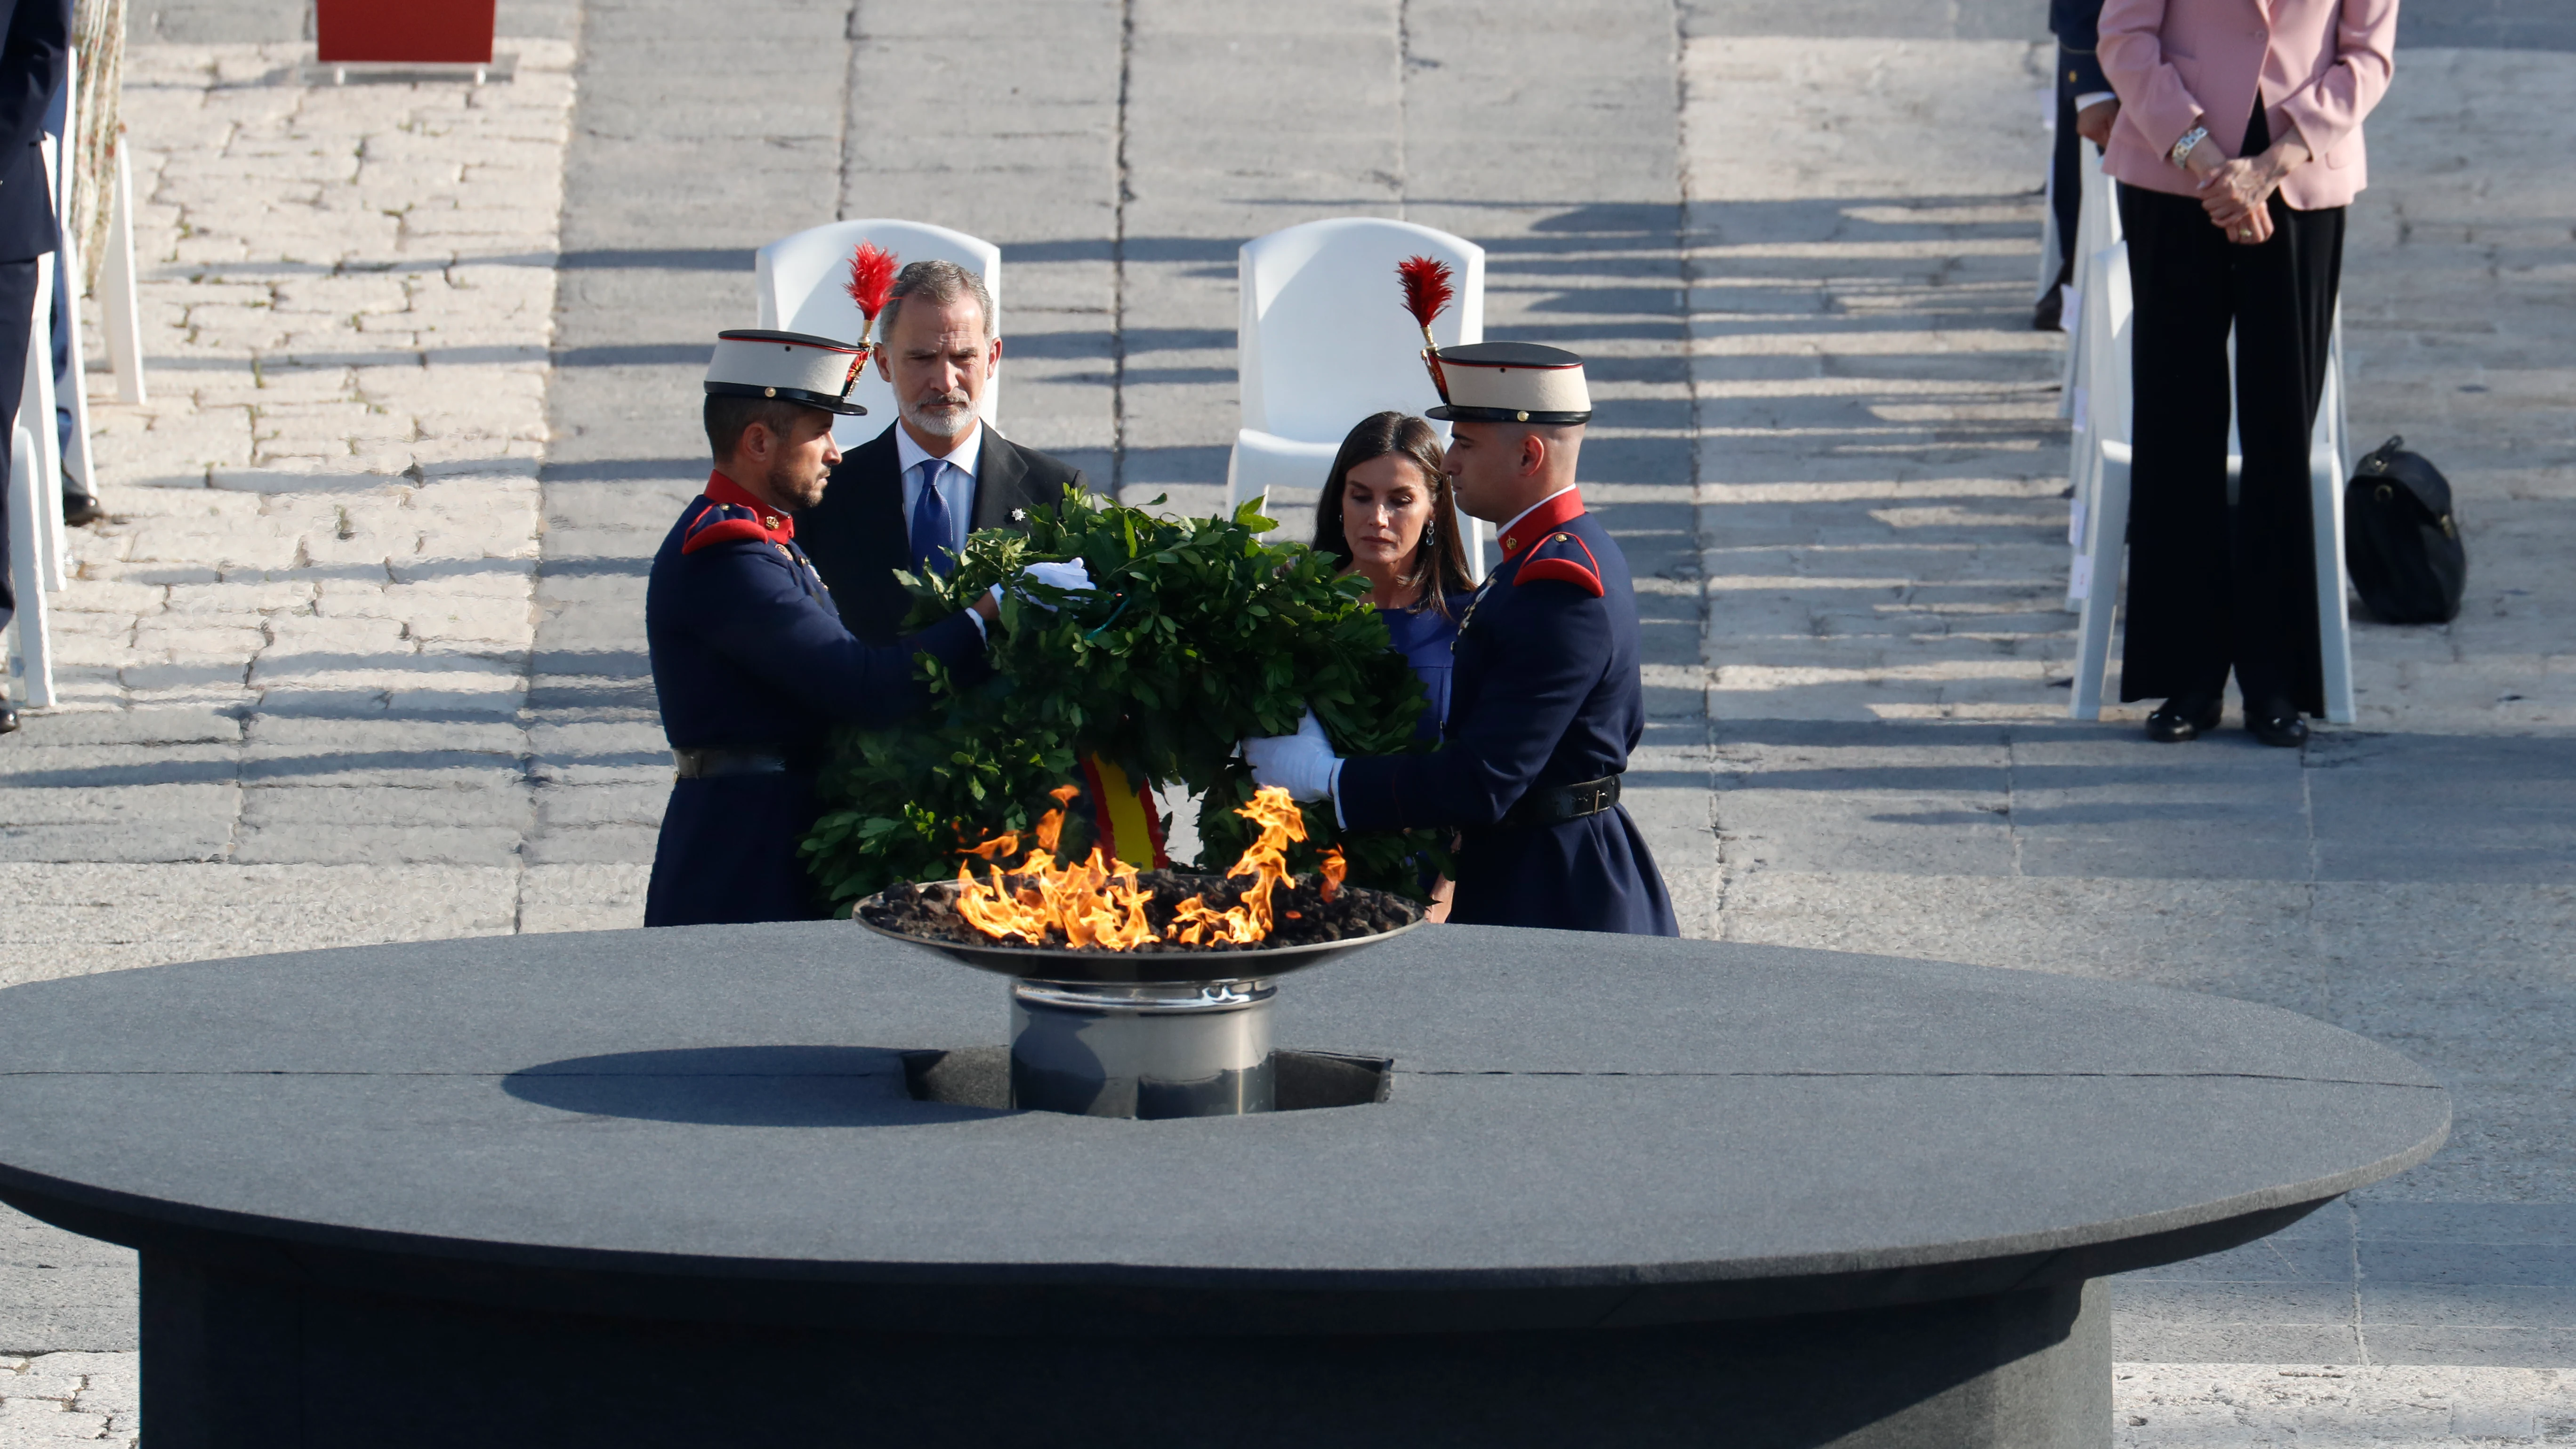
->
<box><xmin>2344</xmin><ymin>435</ymin><xmax>2467</xmax><ymax>624</ymax></box>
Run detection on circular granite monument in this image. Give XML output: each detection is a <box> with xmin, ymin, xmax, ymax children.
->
<box><xmin>0</xmin><ymin>925</ymin><xmax>2445</xmax><ymax>1449</ymax></box>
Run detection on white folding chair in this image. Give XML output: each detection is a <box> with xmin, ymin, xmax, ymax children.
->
<box><xmin>2061</xmin><ymin>144</ymin><xmax>2121</xmax><ymax>607</ymax></box>
<box><xmin>1231</xmin><ymin>218</ymin><xmax>1488</xmax><ymax>575</ymax></box>
<box><xmin>2310</xmin><ymin>313</ymin><xmax>2357</xmax><ymax>721</ymax></box>
<box><xmin>20</xmin><ymin>236</ymin><xmax>63</xmax><ymax>592</ymax></box>
<box><xmin>2067</xmin><ymin>239</ymin><xmax>2136</xmax><ymax>720</ymax></box>
<box><xmin>754</xmin><ymin>219</ymin><xmax>1002</xmax><ymax>453</ymax></box>
<box><xmin>7</xmin><ymin>419</ymin><xmax>54</xmax><ymax>707</ymax></box>
<box><xmin>2056</xmin><ymin>145</ymin><xmax>2118</xmax><ymax>408</ymax></box>
<box><xmin>99</xmin><ymin>145</ymin><xmax>145</xmax><ymax>405</ymax></box>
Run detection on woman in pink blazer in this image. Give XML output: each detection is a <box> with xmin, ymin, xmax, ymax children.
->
<box><xmin>2097</xmin><ymin>0</ymin><xmax>2397</xmax><ymax>747</ymax></box>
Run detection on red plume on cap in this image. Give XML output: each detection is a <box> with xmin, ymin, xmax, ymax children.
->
<box><xmin>840</xmin><ymin>242</ymin><xmax>901</xmax><ymax>397</ymax></box>
<box><xmin>1397</xmin><ymin>255</ymin><xmax>1455</xmax><ymax>403</ymax></box>
<box><xmin>845</xmin><ymin>242</ymin><xmax>900</xmax><ymax>340</ymax></box>
<box><xmin>1397</xmin><ymin>255</ymin><xmax>1453</xmax><ymax>335</ymax></box>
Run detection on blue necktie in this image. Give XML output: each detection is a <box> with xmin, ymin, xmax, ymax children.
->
<box><xmin>908</xmin><ymin>459</ymin><xmax>954</xmax><ymax>576</ymax></box>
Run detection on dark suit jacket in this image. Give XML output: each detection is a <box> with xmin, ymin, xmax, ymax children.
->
<box><xmin>0</xmin><ymin>0</ymin><xmax>67</xmax><ymax>262</ymax></box>
<box><xmin>797</xmin><ymin>422</ymin><xmax>1092</xmax><ymax>644</ymax></box>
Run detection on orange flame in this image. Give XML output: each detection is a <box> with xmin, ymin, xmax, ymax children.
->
<box><xmin>948</xmin><ymin>786</ymin><xmax>1321</xmax><ymax>951</ymax></box>
<box><xmin>1320</xmin><ymin>846</ymin><xmax>1347</xmax><ymax>902</ymax></box>
<box><xmin>1034</xmin><ymin>784</ymin><xmax>1079</xmax><ymax>853</ymax></box>
<box><xmin>1167</xmin><ymin>788</ymin><xmax>1305</xmax><ymax>946</ymax></box>
<box><xmin>954</xmin><ymin>844</ymin><xmax>1160</xmax><ymax>951</ymax></box>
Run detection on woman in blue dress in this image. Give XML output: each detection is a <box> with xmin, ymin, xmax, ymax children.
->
<box><xmin>1310</xmin><ymin>411</ymin><xmax>1478</xmax><ymax>914</ymax></box>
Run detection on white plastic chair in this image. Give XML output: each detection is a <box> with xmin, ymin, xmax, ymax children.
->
<box><xmin>1230</xmin><ymin>218</ymin><xmax>1487</xmax><ymax>573</ymax></box>
<box><xmin>2061</xmin><ymin>142</ymin><xmax>2121</xmax><ymax>607</ymax></box>
<box><xmin>754</xmin><ymin>219</ymin><xmax>1002</xmax><ymax>452</ymax></box>
<box><xmin>99</xmin><ymin>145</ymin><xmax>145</xmax><ymax>405</ymax></box>
<box><xmin>2066</xmin><ymin>242</ymin><xmax>2137</xmax><ymax>722</ymax></box>
<box><xmin>8</xmin><ymin>419</ymin><xmax>54</xmax><ymax>707</ymax></box>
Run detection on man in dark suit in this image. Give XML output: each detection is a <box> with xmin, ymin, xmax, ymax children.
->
<box><xmin>0</xmin><ymin>0</ymin><xmax>71</xmax><ymax>736</ymax></box>
<box><xmin>2040</xmin><ymin>0</ymin><xmax>2117</xmax><ymax>330</ymax></box>
<box><xmin>793</xmin><ymin>258</ymin><xmax>1092</xmax><ymax>644</ymax></box>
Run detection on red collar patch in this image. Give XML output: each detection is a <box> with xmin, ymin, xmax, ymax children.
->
<box><xmin>1497</xmin><ymin>488</ymin><xmax>1585</xmax><ymax>560</ymax></box>
<box><xmin>703</xmin><ymin>471</ymin><xmax>794</xmax><ymax>539</ymax></box>
<box><xmin>682</xmin><ymin>470</ymin><xmax>798</xmax><ymax>556</ymax></box>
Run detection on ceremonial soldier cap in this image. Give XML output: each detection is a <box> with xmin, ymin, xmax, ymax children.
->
<box><xmin>704</xmin><ymin>329</ymin><xmax>869</xmax><ymax>416</ymax></box>
<box><xmin>1423</xmin><ymin>341</ymin><xmax>1592</xmax><ymax>426</ymax></box>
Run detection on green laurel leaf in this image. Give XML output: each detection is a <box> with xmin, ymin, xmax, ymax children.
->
<box><xmin>800</xmin><ymin>485</ymin><xmax>1447</xmax><ymax>915</ymax></box>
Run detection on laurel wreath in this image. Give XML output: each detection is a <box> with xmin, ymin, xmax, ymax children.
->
<box><xmin>799</xmin><ymin>489</ymin><xmax>1451</xmax><ymax>915</ymax></box>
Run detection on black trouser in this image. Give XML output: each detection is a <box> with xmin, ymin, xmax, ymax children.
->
<box><xmin>0</xmin><ymin>256</ymin><xmax>38</xmax><ymax>638</ymax></box>
<box><xmin>2046</xmin><ymin>47</ymin><xmax>2088</xmax><ymax>298</ymax></box>
<box><xmin>2116</xmin><ymin>121</ymin><xmax>2344</xmax><ymax>716</ymax></box>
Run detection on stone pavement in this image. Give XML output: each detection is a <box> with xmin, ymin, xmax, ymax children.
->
<box><xmin>0</xmin><ymin>1</ymin><xmax>2568</xmax><ymax>1443</ymax></box>
<box><xmin>0</xmin><ymin>1356</ymin><xmax>132</xmax><ymax>1446</ymax></box>
<box><xmin>1</xmin><ymin>25</ymin><xmax>628</xmax><ymax>986</ymax></box>
<box><xmin>1675</xmin><ymin>19</ymin><xmax>2576</xmax><ymax>1409</ymax></box>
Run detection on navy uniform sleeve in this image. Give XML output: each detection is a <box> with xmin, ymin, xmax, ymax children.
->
<box><xmin>1338</xmin><ymin>579</ymin><xmax>1611</xmax><ymax>831</ymax></box>
<box><xmin>679</xmin><ymin>539</ymin><xmax>987</xmax><ymax>728</ymax></box>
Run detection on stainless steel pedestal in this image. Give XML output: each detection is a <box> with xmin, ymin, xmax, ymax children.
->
<box><xmin>1009</xmin><ymin>978</ymin><xmax>1276</xmax><ymax>1118</ymax></box>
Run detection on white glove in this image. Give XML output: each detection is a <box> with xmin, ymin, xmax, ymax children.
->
<box><xmin>1240</xmin><ymin>709</ymin><xmax>1342</xmax><ymax>802</ymax></box>
<box><xmin>988</xmin><ymin>558</ymin><xmax>1095</xmax><ymax>613</ymax></box>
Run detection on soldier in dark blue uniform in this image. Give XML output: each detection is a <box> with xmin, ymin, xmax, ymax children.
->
<box><xmin>1245</xmin><ymin>342</ymin><xmax>1678</xmax><ymax>936</ymax></box>
<box><xmin>644</xmin><ymin>330</ymin><xmax>1085</xmax><ymax>927</ymax></box>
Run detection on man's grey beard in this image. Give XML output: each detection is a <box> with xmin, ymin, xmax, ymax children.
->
<box><xmin>902</xmin><ymin>392</ymin><xmax>976</xmax><ymax>439</ymax></box>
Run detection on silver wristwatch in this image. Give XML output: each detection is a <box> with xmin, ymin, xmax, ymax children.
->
<box><xmin>2170</xmin><ymin>126</ymin><xmax>2210</xmax><ymax>167</ymax></box>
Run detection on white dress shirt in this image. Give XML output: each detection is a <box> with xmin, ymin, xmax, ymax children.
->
<box><xmin>895</xmin><ymin>423</ymin><xmax>985</xmax><ymax>568</ymax></box>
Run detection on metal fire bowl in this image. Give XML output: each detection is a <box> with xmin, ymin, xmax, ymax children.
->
<box><xmin>853</xmin><ymin>892</ymin><xmax>1429</xmax><ymax>986</ymax></box>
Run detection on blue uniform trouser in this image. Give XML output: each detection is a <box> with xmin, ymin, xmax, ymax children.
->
<box><xmin>644</xmin><ymin>772</ymin><xmax>831</xmax><ymax>927</ymax></box>
<box><xmin>1448</xmin><ymin>805</ymin><xmax>1680</xmax><ymax>937</ymax></box>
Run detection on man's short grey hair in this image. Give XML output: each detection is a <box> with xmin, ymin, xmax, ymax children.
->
<box><xmin>878</xmin><ymin>258</ymin><xmax>996</xmax><ymax>344</ymax></box>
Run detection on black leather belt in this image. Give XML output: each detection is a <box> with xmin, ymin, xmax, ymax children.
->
<box><xmin>1497</xmin><ymin>774</ymin><xmax>1622</xmax><ymax>829</ymax></box>
<box><xmin>672</xmin><ymin>746</ymin><xmax>804</xmax><ymax>779</ymax></box>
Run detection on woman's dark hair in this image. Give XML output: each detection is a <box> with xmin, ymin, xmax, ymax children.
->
<box><xmin>1311</xmin><ymin>411</ymin><xmax>1474</xmax><ymax>620</ymax></box>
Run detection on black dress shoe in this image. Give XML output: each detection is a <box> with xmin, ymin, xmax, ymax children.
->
<box><xmin>2247</xmin><ymin>709</ymin><xmax>2308</xmax><ymax>748</ymax></box>
<box><xmin>61</xmin><ymin>490</ymin><xmax>105</xmax><ymax>527</ymax></box>
<box><xmin>2033</xmin><ymin>288</ymin><xmax>2065</xmax><ymax>331</ymax></box>
<box><xmin>0</xmin><ymin>700</ymin><xmax>17</xmax><ymax>735</ymax></box>
<box><xmin>2146</xmin><ymin>693</ymin><xmax>2222</xmax><ymax>742</ymax></box>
